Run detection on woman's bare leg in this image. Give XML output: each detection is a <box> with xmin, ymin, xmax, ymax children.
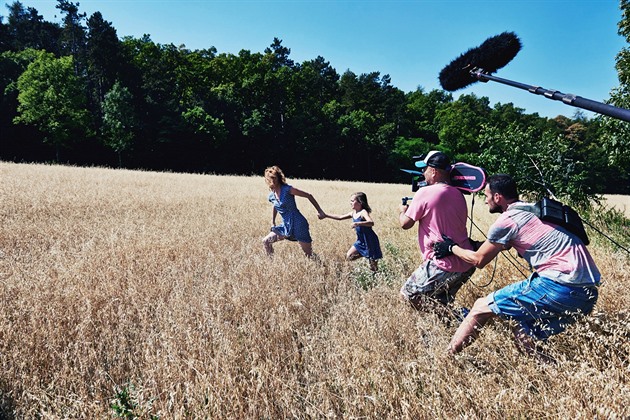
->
<box><xmin>263</xmin><ymin>232</ymin><xmax>280</xmax><ymax>256</ymax></box>
<box><xmin>298</xmin><ymin>241</ymin><xmax>313</xmax><ymax>257</ymax></box>
<box><xmin>346</xmin><ymin>246</ymin><xmax>361</xmax><ymax>261</ymax></box>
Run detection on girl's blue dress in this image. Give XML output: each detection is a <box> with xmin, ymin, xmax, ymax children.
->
<box><xmin>353</xmin><ymin>215</ymin><xmax>382</xmax><ymax>260</ymax></box>
<box><xmin>268</xmin><ymin>184</ymin><xmax>312</xmax><ymax>243</ymax></box>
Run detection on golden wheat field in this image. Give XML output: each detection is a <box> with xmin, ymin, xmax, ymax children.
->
<box><xmin>0</xmin><ymin>161</ymin><xmax>628</xmax><ymax>418</ymax></box>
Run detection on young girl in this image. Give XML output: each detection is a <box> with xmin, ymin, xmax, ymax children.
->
<box><xmin>262</xmin><ymin>165</ymin><xmax>326</xmax><ymax>257</ymax></box>
<box><xmin>324</xmin><ymin>192</ymin><xmax>383</xmax><ymax>271</ymax></box>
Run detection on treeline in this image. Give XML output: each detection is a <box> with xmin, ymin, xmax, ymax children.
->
<box><xmin>1</xmin><ymin>0</ymin><xmax>628</xmax><ymax>199</ymax></box>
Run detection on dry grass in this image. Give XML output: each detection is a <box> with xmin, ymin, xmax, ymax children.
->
<box><xmin>603</xmin><ymin>194</ymin><xmax>630</xmax><ymax>218</ymax></box>
<box><xmin>0</xmin><ymin>162</ymin><xmax>628</xmax><ymax>418</ymax></box>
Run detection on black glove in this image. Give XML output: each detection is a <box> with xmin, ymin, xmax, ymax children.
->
<box><xmin>433</xmin><ymin>235</ymin><xmax>456</xmax><ymax>259</ymax></box>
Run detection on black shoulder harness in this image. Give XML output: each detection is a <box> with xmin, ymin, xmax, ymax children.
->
<box><xmin>512</xmin><ymin>197</ymin><xmax>589</xmax><ymax>245</ymax></box>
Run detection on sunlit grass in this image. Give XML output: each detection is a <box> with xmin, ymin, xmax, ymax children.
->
<box><xmin>0</xmin><ymin>162</ymin><xmax>628</xmax><ymax>418</ymax></box>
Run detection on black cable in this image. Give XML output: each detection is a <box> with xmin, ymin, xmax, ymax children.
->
<box><xmin>582</xmin><ymin>217</ymin><xmax>630</xmax><ymax>255</ymax></box>
<box><xmin>466</xmin><ymin>213</ymin><xmax>530</xmax><ymax>288</ymax></box>
<box><xmin>466</xmin><ymin>195</ymin><xmax>494</xmax><ymax>288</ymax></box>
<box><xmin>500</xmin><ymin>250</ymin><xmax>530</xmax><ymax>277</ymax></box>
<box><xmin>521</xmin><ymin>171</ymin><xmax>627</xmax><ymax>255</ymax></box>
<box><xmin>469</xmin><ymin>193</ymin><xmax>475</xmax><ymax>237</ymax></box>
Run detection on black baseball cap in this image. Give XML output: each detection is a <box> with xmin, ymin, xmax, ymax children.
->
<box><xmin>414</xmin><ymin>151</ymin><xmax>451</xmax><ymax>170</ymax></box>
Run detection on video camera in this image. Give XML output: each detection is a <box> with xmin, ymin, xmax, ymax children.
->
<box><xmin>400</xmin><ymin>156</ymin><xmax>486</xmax><ymax>205</ymax></box>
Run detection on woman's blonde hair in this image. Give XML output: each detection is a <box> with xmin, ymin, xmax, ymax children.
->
<box><xmin>264</xmin><ymin>166</ymin><xmax>286</xmax><ymax>187</ymax></box>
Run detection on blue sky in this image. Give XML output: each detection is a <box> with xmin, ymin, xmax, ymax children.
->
<box><xmin>14</xmin><ymin>1</ymin><xmax>628</xmax><ymax>119</ymax></box>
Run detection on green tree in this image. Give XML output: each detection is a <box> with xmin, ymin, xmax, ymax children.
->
<box><xmin>0</xmin><ymin>16</ymin><xmax>7</xmax><ymax>52</ymax></box>
<box><xmin>388</xmin><ymin>135</ymin><xmax>433</xmax><ymax>181</ymax></box>
<box><xmin>56</xmin><ymin>0</ymin><xmax>86</xmax><ymax>75</ymax></box>
<box><xmin>478</xmin><ymin>124</ymin><xmax>594</xmax><ymax>205</ymax></box>
<box><xmin>435</xmin><ymin>93</ymin><xmax>491</xmax><ymax>161</ymax></box>
<box><xmin>101</xmin><ymin>80</ymin><xmax>135</xmax><ymax>166</ymax></box>
<box><xmin>0</xmin><ymin>48</ymin><xmax>43</xmax><ymax>158</ymax></box>
<box><xmin>401</xmin><ymin>88</ymin><xmax>452</xmax><ymax>152</ymax></box>
<box><xmin>86</xmin><ymin>11</ymin><xmax>121</xmax><ymax>103</ymax></box>
<box><xmin>181</xmin><ymin>106</ymin><xmax>226</xmax><ymax>138</ymax></box>
<box><xmin>489</xmin><ymin>101</ymin><xmax>548</xmax><ymax>134</ymax></box>
<box><xmin>13</xmin><ymin>50</ymin><xmax>89</xmax><ymax>161</ymax></box>
<box><xmin>206</xmin><ymin>50</ymin><xmax>250</xmax><ymax>172</ymax></box>
<box><xmin>174</xmin><ymin>46</ymin><xmax>232</xmax><ymax>171</ymax></box>
<box><xmin>285</xmin><ymin>56</ymin><xmax>340</xmax><ymax>178</ymax></box>
<box><xmin>599</xmin><ymin>0</ymin><xmax>630</xmax><ymax>179</ymax></box>
<box><xmin>120</xmin><ymin>36</ymin><xmax>187</xmax><ymax>168</ymax></box>
<box><xmin>1</xmin><ymin>48</ymin><xmax>42</xmax><ymax>105</ymax></box>
<box><xmin>263</xmin><ymin>37</ymin><xmax>294</xmax><ymax>134</ymax></box>
<box><xmin>335</xmin><ymin>70</ymin><xmax>405</xmax><ymax>180</ymax></box>
<box><xmin>4</xmin><ymin>1</ymin><xmax>61</xmax><ymax>54</ymax></box>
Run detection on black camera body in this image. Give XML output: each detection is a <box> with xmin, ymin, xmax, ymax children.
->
<box><xmin>412</xmin><ymin>177</ymin><xmax>428</xmax><ymax>193</ymax></box>
<box><xmin>400</xmin><ymin>162</ymin><xmax>486</xmax><ymax>205</ymax></box>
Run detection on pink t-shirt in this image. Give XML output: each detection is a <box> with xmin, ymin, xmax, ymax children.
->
<box><xmin>405</xmin><ymin>183</ymin><xmax>474</xmax><ymax>273</ymax></box>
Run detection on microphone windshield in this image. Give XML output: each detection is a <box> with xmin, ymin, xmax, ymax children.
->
<box><xmin>439</xmin><ymin>31</ymin><xmax>522</xmax><ymax>91</ymax></box>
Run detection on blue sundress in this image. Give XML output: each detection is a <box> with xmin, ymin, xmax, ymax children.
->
<box><xmin>353</xmin><ymin>215</ymin><xmax>382</xmax><ymax>260</ymax></box>
<box><xmin>268</xmin><ymin>184</ymin><xmax>312</xmax><ymax>243</ymax></box>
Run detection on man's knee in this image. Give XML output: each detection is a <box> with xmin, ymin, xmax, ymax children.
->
<box><xmin>467</xmin><ymin>297</ymin><xmax>495</xmax><ymax>328</ymax></box>
<box><xmin>399</xmin><ymin>287</ymin><xmax>410</xmax><ymax>302</ymax></box>
<box><xmin>471</xmin><ymin>297</ymin><xmax>492</xmax><ymax>314</ymax></box>
<box><xmin>400</xmin><ymin>289</ymin><xmax>431</xmax><ymax>311</ymax></box>
<box><xmin>400</xmin><ymin>288</ymin><xmax>420</xmax><ymax>308</ymax></box>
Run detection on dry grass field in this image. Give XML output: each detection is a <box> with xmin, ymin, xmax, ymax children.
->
<box><xmin>0</xmin><ymin>161</ymin><xmax>628</xmax><ymax>418</ymax></box>
<box><xmin>603</xmin><ymin>194</ymin><xmax>630</xmax><ymax>218</ymax></box>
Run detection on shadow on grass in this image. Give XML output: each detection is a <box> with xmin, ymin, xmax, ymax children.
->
<box><xmin>0</xmin><ymin>385</ymin><xmax>16</xmax><ymax>420</ymax></box>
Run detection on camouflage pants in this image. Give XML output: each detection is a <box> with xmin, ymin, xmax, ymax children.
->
<box><xmin>400</xmin><ymin>260</ymin><xmax>475</xmax><ymax>305</ymax></box>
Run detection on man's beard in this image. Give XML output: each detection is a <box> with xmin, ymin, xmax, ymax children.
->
<box><xmin>488</xmin><ymin>202</ymin><xmax>503</xmax><ymax>214</ymax></box>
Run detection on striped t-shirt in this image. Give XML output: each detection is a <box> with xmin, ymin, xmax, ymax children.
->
<box><xmin>487</xmin><ymin>202</ymin><xmax>600</xmax><ymax>286</ymax></box>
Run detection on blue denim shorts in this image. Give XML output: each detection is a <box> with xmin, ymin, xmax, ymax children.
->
<box><xmin>487</xmin><ymin>274</ymin><xmax>598</xmax><ymax>340</ymax></box>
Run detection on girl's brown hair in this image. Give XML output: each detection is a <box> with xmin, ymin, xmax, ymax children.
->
<box><xmin>353</xmin><ymin>192</ymin><xmax>371</xmax><ymax>213</ymax></box>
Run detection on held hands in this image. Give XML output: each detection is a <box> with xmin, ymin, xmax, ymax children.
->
<box><xmin>317</xmin><ymin>212</ymin><xmax>327</xmax><ymax>220</ymax></box>
<box><xmin>433</xmin><ymin>235</ymin><xmax>457</xmax><ymax>259</ymax></box>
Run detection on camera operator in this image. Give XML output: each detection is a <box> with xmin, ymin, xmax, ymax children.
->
<box><xmin>433</xmin><ymin>174</ymin><xmax>600</xmax><ymax>357</ymax></box>
<box><xmin>398</xmin><ymin>151</ymin><xmax>476</xmax><ymax>318</ymax></box>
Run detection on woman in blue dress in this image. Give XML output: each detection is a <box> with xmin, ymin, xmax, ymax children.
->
<box><xmin>262</xmin><ymin>166</ymin><xmax>326</xmax><ymax>257</ymax></box>
<box><xmin>323</xmin><ymin>192</ymin><xmax>383</xmax><ymax>271</ymax></box>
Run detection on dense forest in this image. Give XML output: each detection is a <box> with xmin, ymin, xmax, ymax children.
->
<box><xmin>1</xmin><ymin>0</ymin><xmax>629</xmax><ymax>201</ymax></box>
